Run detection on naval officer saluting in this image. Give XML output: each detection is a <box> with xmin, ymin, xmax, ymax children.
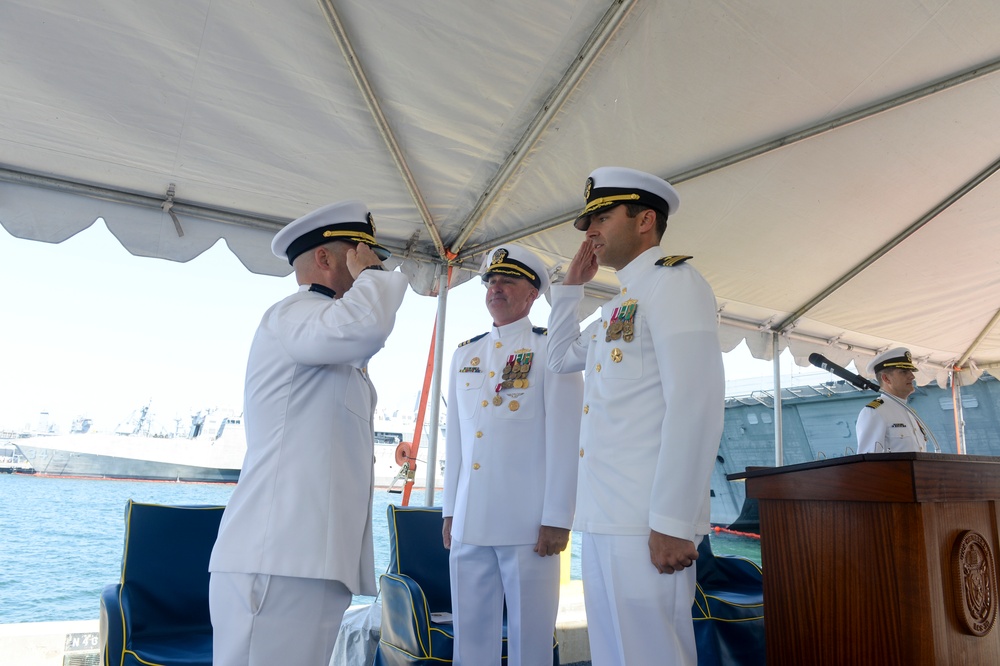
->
<box><xmin>209</xmin><ymin>200</ymin><xmax>408</xmax><ymax>666</ymax></box>
<box><xmin>442</xmin><ymin>244</ymin><xmax>583</xmax><ymax>666</ymax></box>
<box><xmin>547</xmin><ymin>167</ymin><xmax>725</xmax><ymax>666</ymax></box>
<box><xmin>856</xmin><ymin>347</ymin><xmax>929</xmax><ymax>454</ymax></box>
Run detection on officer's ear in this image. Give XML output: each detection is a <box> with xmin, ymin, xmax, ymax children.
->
<box><xmin>313</xmin><ymin>245</ymin><xmax>332</xmax><ymax>269</ymax></box>
<box><xmin>316</xmin><ymin>242</ymin><xmax>352</xmax><ymax>270</ymax></box>
<box><xmin>636</xmin><ymin>208</ymin><xmax>658</xmax><ymax>235</ymax></box>
<box><xmin>292</xmin><ymin>246</ymin><xmax>325</xmax><ymax>272</ymax></box>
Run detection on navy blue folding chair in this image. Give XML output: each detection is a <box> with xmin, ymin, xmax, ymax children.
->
<box><xmin>99</xmin><ymin>500</ymin><xmax>225</xmax><ymax>666</ymax></box>
<box><xmin>693</xmin><ymin>536</ymin><xmax>766</xmax><ymax>666</ymax></box>
<box><xmin>374</xmin><ymin>505</ymin><xmax>559</xmax><ymax>665</ymax></box>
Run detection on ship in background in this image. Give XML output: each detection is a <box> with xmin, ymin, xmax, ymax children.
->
<box><xmin>13</xmin><ymin>406</ymin><xmax>247</xmax><ymax>483</ymax></box>
<box><xmin>9</xmin><ymin>402</ymin><xmax>445</xmax><ymax>488</ymax></box>
<box><xmin>711</xmin><ymin>372</ymin><xmax>1000</xmax><ymax>528</ymax></box>
<box><xmin>12</xmin><ymin>374</ymin><xmax>997</xmax><ymax>517</ymax></box>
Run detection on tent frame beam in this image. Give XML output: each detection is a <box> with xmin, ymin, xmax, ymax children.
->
<box><xmin>773</xmin><ymin>152</ymin><xmax>1000</xmax><ymax>334</ymax></box>
<box><xmin>457</xmin><ymin>53</ymin><xmax>1000</xmax><ymax>261</ymax></box>
<box><xmin>317</xmin><ymin>0</ymin><xmax>446</xmax><ymax>260</ymax></box>
<box><xmin>0</xmin><ymin>166</ymin><xmax>285</xmax><ymax>232</ymax></box>
<box><xmin>449</xmin><ymin>0</ymin><xmax>638</xmax><ymax>253</ymax></box>
<box><xmin>721</xmin><ymin>313</ymin><xmax>951</xmax><ymax>373</ymax></box>
<box><xmin>7</xmin><ymin>53</ymin><xmax>1000</xmax><ymax>275</ymax></box>
<box><xmin>957</xmin><ymin>307</ymin><xmax>1000</xmax><ymax>369</ymax></box>
<box><xmin>0</xmin><ymin>165</ymin><xmax>449</xmax><ymax>266</ymax></box>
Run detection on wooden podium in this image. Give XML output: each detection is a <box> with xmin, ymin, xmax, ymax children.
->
<box><xmin>735</xmin><ymin>453</ymin><xmax>1000</xmax><ymax>665</ymax></box>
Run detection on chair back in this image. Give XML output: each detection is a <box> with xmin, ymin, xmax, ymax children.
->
<box><xmin>693</xmin><ymin>536</ymin><xmax>766</xmax><ymax>666</ymax></box>
<box><xmin>116</xmin><ymin>500</ymin><xmax>225</xmax><ymax>635</ymax></box>
<box><xmin>385</xmin><ymin>505</ymin><xmax>451</xmax><ymax>613</ymax></box>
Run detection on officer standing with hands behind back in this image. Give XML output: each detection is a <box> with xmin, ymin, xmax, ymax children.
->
<box><xmin>546</xmin><ymin>167</ymin><xmax>725</xmax><ymax>666</ymax></box>
<box><xmin>443</xmin><ymin>244</ymin><xmax>583</xmax><ymax>666</ymax></box>
<box><xmin>209</xmin><ymin>200</ymin><xmax>408</xmax><ymax>666</ymax></box>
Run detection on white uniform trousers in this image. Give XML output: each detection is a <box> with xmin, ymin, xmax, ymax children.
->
<box><xmin>449</xmin><ymin>539</ymin><xmax>559</xmax><ymax>666</ymax></box>
<box><xmin>209</xmin><ymin>572</ymin><xmax>352</xmax><ymax>666</ymax></box>
<box><xmin>582</xmin><ymin>532</ymin><xmax>699</xmax><ymax>666</ymax></box>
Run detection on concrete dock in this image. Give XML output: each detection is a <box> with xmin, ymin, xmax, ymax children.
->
<box><xmin>0</xmin><ymin>582</ymin><xmax>590</xmax><ymax>665</ymax></box>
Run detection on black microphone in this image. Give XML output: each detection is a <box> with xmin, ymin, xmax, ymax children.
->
<box><xmin>808</xmin><ymin>353</ymin><xmax>880</xmax><ymax>392</ymax></box>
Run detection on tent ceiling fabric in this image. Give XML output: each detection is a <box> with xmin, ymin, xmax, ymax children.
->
<box><xmin>2</xmin><ymin>0</ymin><xmax>1000</xmax><ymax>386</ymax></box>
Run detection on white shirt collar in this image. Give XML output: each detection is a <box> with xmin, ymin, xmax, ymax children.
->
<box><xmin>490</xmin><ymin>316</ymin><xmax>533</xmax><ymax>340</ymax></box>
<box><xmin>614</xmin><ymin>246</ymin><xmax>663</xmax><ymax>287</ymax></box>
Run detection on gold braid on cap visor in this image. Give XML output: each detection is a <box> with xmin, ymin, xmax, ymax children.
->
<box><xmin>322</xmin><ymin>229</ymin><xmax>379</xmax><ymax>244</ymax></box>
<box><xmin>583</xmin><ymin>193</ymin><xmax>641</xmax><ymax>214</ymax></box>
<box><xmin>488</xmin><ymin>262</ymin><xmax>537</xmax><ymax>282</ymax></box>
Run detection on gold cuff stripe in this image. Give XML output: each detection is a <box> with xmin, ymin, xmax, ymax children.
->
<box><xmin>583</xmin><ymin>193</ymin><xmax>641</xmax><ymax>214</ymax></box>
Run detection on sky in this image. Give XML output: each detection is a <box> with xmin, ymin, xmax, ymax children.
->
<box><xmin>0</xmin><ymin>222</ymin><xmax>828</xmax><ymax>435</ymax></box>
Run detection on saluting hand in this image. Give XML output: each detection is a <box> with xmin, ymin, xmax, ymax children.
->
<box><xmin>562</xmin><ymin>240</ymin><xmax>599</xmax><ymax>286</ymax></box>
<box><xmin>534</xmin><ymin>525</ymin><xmax>570</xmax><ymax>557</ymax></box>
<box><xmin>649</xmin><ymin>530</ymin><xmax>698</xmax><ymax>574</ymax></box>
<box><xmin>346</xmin><ymin>243</ymin><xmax>383</xmax><ymax>279</ymax></box>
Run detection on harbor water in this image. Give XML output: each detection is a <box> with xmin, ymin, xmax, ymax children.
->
<box><xmin>0</xmin><ymin>473</ymin><xmax>760</xmax><ymax>625</ymax></box>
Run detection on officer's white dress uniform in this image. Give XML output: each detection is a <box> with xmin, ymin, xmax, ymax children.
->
<box><xmin>443</xmin><ymin>247</ymin><xmax>583</xmax><ymax>666</ymax></box>
<box><xmin>856</xmin><ymin>394</ymin><xmax>927</xmax><ymax>453</ymax></box>
<box><xmin>547</xmin><ymin>168</ymin><xmax>725</xmax><ymax>666</ymax></box>
<box><xmin>854</xmin><ymin>347</ymin><xmax>928</xmax><ymax>455</ymax></box>
<box><xmin>209</xmin><ymin>201</ymin><xmax>408</xmax><ymax>666</ymax></box>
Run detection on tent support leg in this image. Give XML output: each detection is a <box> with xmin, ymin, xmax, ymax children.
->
<box><xmin>423</xmin><ymin>269</ymin><xmax>450</xmax><ymax>505</ymax></box>
<box><xmin>773</xmin><ymin>332</ymin><xmax>783</xmax><ymax>467</ymax></box>
<box><xmin>951</xmin><ymin>369</ymin><xmax>967</xmax><ymax>455</ymax></box>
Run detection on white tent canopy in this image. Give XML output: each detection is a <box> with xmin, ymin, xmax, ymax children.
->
<box><xmin>3</xmin><ymin>0</ymin><xmax>1000</xmax><ymax>388</ymax></box>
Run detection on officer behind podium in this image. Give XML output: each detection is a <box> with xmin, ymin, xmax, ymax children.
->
<box><xmin>442</xmin><ymin>244</ymin><xmax>583</xmax><ymax>666</ymax></box>
<box><xmin>546</xmin><ymin>167</ymin><xmax>725</xmax><ymax>666</ymax></box>
<box><xmin>856</xmin><ymin>347</ymin><xmax>928</xmax><ymax>454</ymax></box>
<box><xmin>209</xmin><ymin>200</ymin><xmax>408</xmax><ymax>666</ymax></box>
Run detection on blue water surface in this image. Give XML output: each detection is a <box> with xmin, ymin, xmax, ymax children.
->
<box><xmin>0</xmin><ymin>474</ymin><xmax>760</xmax><ymax>624</ymax></box>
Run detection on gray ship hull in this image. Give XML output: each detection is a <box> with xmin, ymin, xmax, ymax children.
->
<box><xmin>13</xmin><ymin>426</ymin><xmax>248</xmax><ymax>486</ymax></box>
<box><xmin>15</xmin><ymin>435</ymin><xmax>440</xmax><ymax>488</ymax></box>
<box><xmin>15</xmin><ymin>443</ymin><xmax>239</xmax><ymax>483</ymax></box>
<box><xmin>711</xmin><ymin>373</ymin><xmax>1000</xmax><ymax>527</ymax></box>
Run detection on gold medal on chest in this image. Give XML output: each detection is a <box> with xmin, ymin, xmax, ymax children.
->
<box><xmin>606</xmin><ymin>320</ymin><xmax>624</xmax><ymax>342</ymax></box>
<box><xmin>605</xmin><ymin>299</ymin><xmax>638</xmax><ymax>343</ymax></box>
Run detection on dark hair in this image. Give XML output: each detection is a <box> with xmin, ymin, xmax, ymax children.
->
<box><xmin>624</xmin><ymin>203</ymin><xmax>668</xmax><ymax>239</ymax></box>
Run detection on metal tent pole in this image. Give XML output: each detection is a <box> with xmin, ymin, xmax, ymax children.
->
<box><xmin>773</xmin><ymin>332</ymin><xmax>783</xmax><ymax>467</ymax></box>
<box><xmin>423</xmin><ymin>270</ymin><xmax>450</xmax><ymax>505</ymax></box>
<box><xmin>951</xmin><ymin>369</ymin><xmax>967</xmax><ymax>455</ymax></box>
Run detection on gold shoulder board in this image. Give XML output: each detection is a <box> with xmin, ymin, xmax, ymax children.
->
<box><xmin>655</xmin><ymin>255</ymin><xmax>693</xmax><ymax>267</ymax></box>
<box><xmin>532</xmin><ymin>326</ymin><xmax>548</xmax><ymax>336</ymax></box>
<box><xmin>865</xmin><ymin>398</ymin><xmax>884</xmax><ymax>409</ymax></box>
<box><xmin>458</xmin><ymin>332</ymin><xmax>488</xmax><ymax>348</ymax></box>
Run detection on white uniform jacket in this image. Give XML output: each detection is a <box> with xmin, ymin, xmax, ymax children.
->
<box><xmin>442</xmin><ymin>317</ymin><xmax>583</xmax><ymax>546</ymax></box>
<box><xmin>547</xmin><ymin>247</ymin><xmax>725</xmax><ymax>542</ymax></box>
<box><xmin>855</xmin><ymin>393</ymin><xmax>928</xmax><ymax>454</ymax></box>
<box><xmin>209</xmin><ymin>270</ymin><xmax>407</xmax><ymax>596</ymax></box>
